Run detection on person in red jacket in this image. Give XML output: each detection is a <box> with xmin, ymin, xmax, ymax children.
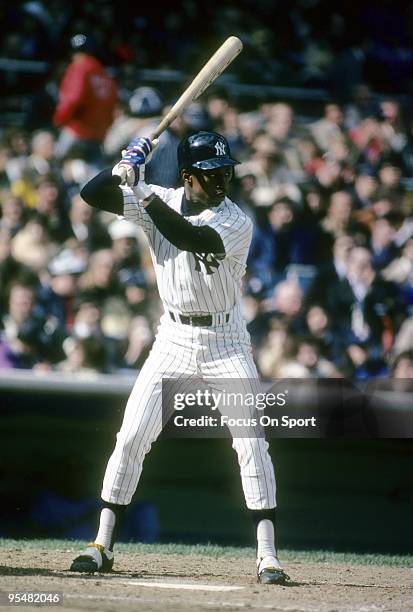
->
<box><xmin>53</xmin><ymin>34</ymin><xmax>119</xmax><ymax>168</ymax></box>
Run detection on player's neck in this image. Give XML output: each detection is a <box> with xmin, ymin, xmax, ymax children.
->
<box><xmin>181</xmin><ymin>194</ymin><xmax>211</xmax><ymax>216</ymax></box>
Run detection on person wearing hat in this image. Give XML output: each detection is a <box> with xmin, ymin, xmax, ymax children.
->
<box><xmin>70</xmin><ymin>132</ymin><xmax>290</xmax><ymax>585</ymax></box>
<box><xmin>108</xmin><ymin>219</ymin><xmax>149</xmax><ymax>316</ymax></box>
<box><xmin>138</xmin><ymin>101</ymin><xmax>213</xmax><ymax>189</ymax></box>
<box><xmin>53</xmin><ymin>34</ymin><xmax>119</xmax><ymax>167</ymax></box>
<box><xmin>104</xmin><ymin>86</ymin><xmax>163</xmax><ymax>160</ymax></box>
<box><xmin>37</xmin><ymin>247</ymin><xmax>87</xmax><ymax>332</ymax></box>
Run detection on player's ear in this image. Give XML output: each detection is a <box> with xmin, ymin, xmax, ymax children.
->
<box><xmin>181</xmin><ymin>169</ymin><xmax>192</xmax><ymax>184</ymax></box>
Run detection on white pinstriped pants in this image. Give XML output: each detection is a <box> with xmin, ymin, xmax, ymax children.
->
<box><xmin>101</xmin><ymin>308</ymin><xmax>277</xmax><ymax>509</ymax></box>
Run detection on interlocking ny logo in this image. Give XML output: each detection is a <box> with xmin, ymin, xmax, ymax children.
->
<box><xmin>193</xmin><ymin>252</ymin><xmax>221</xmax><ymax>275</ymax></box>
<box><xmin>215</xmin><ymin>141</ymin><xmax>226</xmax><ymax>156</ymax></box>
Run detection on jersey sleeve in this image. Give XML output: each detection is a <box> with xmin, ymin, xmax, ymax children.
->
<box><xmin>206</xmin><ymin>206</ymin><xmax>253</xmax><ymax>264</ymax></box>
<box><xmin>120</xmin><ymin>185</ymin><xmax>153</xmax><ymax>238</ymax></box>
<box><xmin>121</xmin><ymin>183</ymin><xmax>177</xmax><ymax>240</ymax></box>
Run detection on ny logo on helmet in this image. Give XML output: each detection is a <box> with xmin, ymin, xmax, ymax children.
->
<box><xmin>215</xmin><ymin>141</ymin><xmax>226</xmax><ymax>156</ymax></box>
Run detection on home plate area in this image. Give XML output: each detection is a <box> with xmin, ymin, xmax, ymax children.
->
<box><xmin>0</xmin><ymin>544</ymin><xmax>411</xmax><ymax>612</ymax></box>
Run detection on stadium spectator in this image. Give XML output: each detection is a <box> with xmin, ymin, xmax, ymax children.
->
<box><xmin>0</xmin><ymin>193</ymin><xmax>26</xmax><ymax>236</ymax></box>
<box><xmin>344</xmin><ymin>84</ymin><xmax>380</xmax><ymax>129</ymax></box>
<box><xmin>282</xmin><ymin>335</ymin><xmax>338</xmax><ymax>378</ymax></box>
<box><xmin>321</xmin><ymin>191</ymin><xmax>359</xmax><ymax>239</ymax></box>
<box><xmin>67</xmin><ymin>192</ymin><xmax>110</xmax><ymax>252</ymax></box>
<box><xmin>122</xmin><ymin>315</ymin><xmax>154</xmax><ymax>371</ymax></box>
<box><xmin>0</xmin><ymin>228</ymin><xmax>38</xmax><ymax>311</ymax></box>
<box><xmin>325</xmin><ymin>246</ymin><xmax>405</xmax><ymax>354</ymax></box>
<box><xmin>310</xmin><ymin>103</ymin><xmax>346</xmax><ymax>153</ymax></box>
<box><xmin>11</xmin><ymin>216</ymin><xmax>58</xmax><ymax>275</ymax></box>
<box><xmin>61</xmin><ymin>292</ymin><xmax>114</xmax><ymax>374</ymax></box>
<box><xmin>304</xmin><ymin>304</ymin><xmax>342</xmax><ymax>365</ymax></box>
<box><xmin>140</xmin><ymin>102</ymin><xmax>213</xmax><ymax>188</ymax></box>
<box><xmin>4</xmin><ymin>129</ymin><xmax>31</xmax><ymax>185</ymax></box>
<box><xmin>38</xmin><ymin>248</ymin><xmax>87</xmax><ymax>332</ymax></box>
<box><xmin>269</xmin><ymin>279</ymin><xmax>305</xmax><ymax>324</ymax></box>
<box><xmin>379</xmin><ymin>98</ymin><xmax>408</xmax><ymax>153</ymax></box>
<box><xmin>78</xmin><ymin>249</ymin><xmax>121</xmax><ymax>306</ymax></box>
<box><xmin>306</xmin><ymin>234</ymin><xmax>355</xmax><ymax>307</ymax></box>
<box><xmin>205</xmin><ymin>87</ymin><xmax>231</xmax><ymax>131</ymax></box>
<box><xmin>256</xmin><ymin>316</ymin><xmax>292</xmax><ymax>379</ymax></box>
<box><xmin>26</xmin><ymin>130</ymin><xmax>59</xmax><ymax>181</ymax></box>
<box><xmin>264</xmin><ymin>103</ymin><xmax>303</xmax><ymax>175</ymax></box>
<box><xmin>348</xmin><ymin>117</ymin><xmax>386</xmax><ymax>170</ymax></box>
<box><xmin>33</xmin><ymin>174</ymin><xmax>71</xmax><ymax>242</ymax></box>
<box><xmin>53</xmin><ymin>33</ymin><xmax>118</xmax><ymax>168</ymax></box>
<box><xmin>377</xmin><ymin>155</ymin><xmax>404</xmax><ymax>195</ymax></box>
<box><xmin>369</xmin><ymin>216</ymin><xmax>400</xmax><ymax>271</ymax></box>
<box><xmin>57</xmin><ymin>335</ymin><xmax>108</xmax><ymax>376</ymax></box>
<box><xmin>104</xmin><ymin>86</ymin><xmax>163</xmax><ymax>161</ymax></box>
<box><xmin>382</xmin><ymin>237</ymin><xmax>413</xmax><ymax>287</ymax></box>
<box><xmin>108</xmin><ymin>219</ymin><xmax>149</xmax><ymax>316</ymax></box>
<box><xmin>78</xmin><ymin>248</ymin><xmax>132</xmax><ymax>342</ymax></box>
<box><xmin>247</xmin><ymin>198</ymin><xmax>297</xmax><ymax>296</ymax></box>
<box><xmin>392</xmin><ymin>317</ymin><xmax>413</xmax><ymax>357</ymax></box>
<box><xmin>241</xmin><ymin>134</ymin><xmax>295</xmax><ymax>192</ymax></box>
<box><xmin>0</xmin><ymin>280</ymin><xmax>66</xmax><ymax>368</ymax></box>
<box><xmin>391</xmin><ymin>350</ymin><xmax>413</xmax><ymax>378</ymax></box>
<box><xmin>350</xmin><ymin>167</ymin><xmax>379</xmax><ymax>209</ymax></box>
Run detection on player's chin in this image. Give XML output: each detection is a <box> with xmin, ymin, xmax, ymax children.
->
<box><xmin>208</xmin><ymin>190</ymin><xmax>226</xmax><ymax>205</ymax></box>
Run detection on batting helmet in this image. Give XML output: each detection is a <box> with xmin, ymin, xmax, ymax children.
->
<box><xmin>177</xmin><ymin>131</ymin><xmax>239</xmax><ymax>172</ymax></box>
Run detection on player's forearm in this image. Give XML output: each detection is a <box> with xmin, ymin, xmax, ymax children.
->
<box><xmin>143</xmin><ymin>195</ymin><xmax>225</xmax><ymax>254</ymax></box>
<box><xmin>80</xmin><ymin>169</ymin><xmax>124</xmax><ymax>215</ymax></box>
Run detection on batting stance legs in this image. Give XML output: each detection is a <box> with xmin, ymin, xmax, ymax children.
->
<box><xmin>102</xmin><ymin>313</ymin><xmax>276</xmax><ymax>510</ymax></box>
<box><xmin>70</xmin><ymin>315</ymin><xmax>281</xmax><ymax>577</ymax></box>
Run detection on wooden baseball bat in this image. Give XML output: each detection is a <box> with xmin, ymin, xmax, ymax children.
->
<box><xmin>150</xmin><ymin>36</ymin><xmax>243</xmax><ymax>140</ymax></box>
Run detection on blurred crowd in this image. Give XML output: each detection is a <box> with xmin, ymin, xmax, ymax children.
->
<box><xmin>1</xmin><ymin>2</ymin><xmax>413</xmax><ymax>380</ymax></box>
<box><xmin>2</xmin><ymin>0</ymin><xmax>413</xmax><ymax>97</ymax></box>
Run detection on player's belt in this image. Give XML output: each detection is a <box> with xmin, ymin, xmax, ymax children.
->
<box><xmin>169</xmin><ymin>311</ymin><xmax>230</xmax><ymax>326</ymax></box>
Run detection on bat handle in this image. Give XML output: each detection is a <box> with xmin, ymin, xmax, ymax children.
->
<box><xmin>150</xmin><ymin>115</ymin><xmax>173</xmax><ymax>141</ymax></box>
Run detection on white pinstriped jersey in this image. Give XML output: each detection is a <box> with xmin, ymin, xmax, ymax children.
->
<box><xmin>121</xmin><ymin>184</ymin><xmax>253</xmax><ymax>315</ymax></box>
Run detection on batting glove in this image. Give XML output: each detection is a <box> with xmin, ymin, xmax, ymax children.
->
<box><xmin>133</xmin><ymin>164</ymin><xmax>153</xmax><ymax>201</ymax></box>
<box><xmin>112</xmin><ymin>137</ymin><xmax>158</xmax><ymax>187</ymax></box>
<box><xmin>123</xmin><ymin>137</ymin><xmax>153</xmax><ymax>166</ymax></box>
<box><xmin>112</xmin><ymin>159</ymin><xmax>135</xmax><ymax>186</ymax></box>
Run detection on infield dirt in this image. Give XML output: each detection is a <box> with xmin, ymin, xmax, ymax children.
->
<box><xmin>0</xmin><ymin>545</ymin><xmax>412</xmax><ymax>611</ymax></box>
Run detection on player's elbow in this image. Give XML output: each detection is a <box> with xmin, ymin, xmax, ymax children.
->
<box><xmin>80</xmin><ymin>172</ymin><xmax>124</xmax><ymax>215</ymax></box>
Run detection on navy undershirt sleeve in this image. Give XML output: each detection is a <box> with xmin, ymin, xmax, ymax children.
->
<box><xmin>145</xmin><ymin>196</ymin><xmax>225</xmax><ymax>254</ymax></box>
<box><xmin>80</xmin><ymin>169</ymin><xmax>225</xmax><ymax>255</ymax></box>
<box><xmin>80</xmin><ymin>169</ymin><xmax>123</xmax><ymax>215</ymax></box>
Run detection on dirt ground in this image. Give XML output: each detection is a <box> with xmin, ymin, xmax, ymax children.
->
<box><xmin>0</xmin><ymin>546</ymin><xmax>412</xmax><ymax>612</ymax></box>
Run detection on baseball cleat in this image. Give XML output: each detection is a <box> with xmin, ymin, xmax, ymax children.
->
<box><xmin>70</xmin><ymin>542</ymin><xmax>114</xmax><ymax>573</ymax></box>
<box><xmin>257</xmin><ymin>556</ymin><xmax>290</xmax><ymax>585</ymax></box>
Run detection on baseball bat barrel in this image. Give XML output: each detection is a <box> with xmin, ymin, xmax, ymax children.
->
<box><xmin>150</xmin><ymin>36</ymin><xmax>243</xmax><ymax>141</ymax></box>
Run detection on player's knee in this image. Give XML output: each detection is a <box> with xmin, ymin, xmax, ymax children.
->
<box><xmin>115</xmin><ymin>428</ymin><xmax>154</xmax><ymax>458</ymax></box>
<box><xmin>232</xmin><ymin>437</ymin><xmax>271</xmax><ymax>465</ymax></box>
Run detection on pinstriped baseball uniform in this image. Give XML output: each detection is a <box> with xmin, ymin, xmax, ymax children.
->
<box><xmin>101</xmin><ymin>184</ymin><xmax>277</xmax><ymax>510</ymax></box>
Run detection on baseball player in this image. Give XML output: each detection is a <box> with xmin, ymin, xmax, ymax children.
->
<box><xmin>70</xmin><ymin>131</ymin><xmax>289</xmax><ymax>585</ymax></box>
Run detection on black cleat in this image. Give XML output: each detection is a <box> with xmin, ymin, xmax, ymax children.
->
<box><xmin>257</xmin><ymin>566</ymin><xmax>290</xmax><ymax>585</ymax></box>
<box><xmin>70</xmin><ymin>543</ymin><xmax>114</xmax><ymax>574</ymax></box>
<box><xmin>257</xmin><ymin>556</ymin><xmax>290</xmax><ymax>585</ymax></box>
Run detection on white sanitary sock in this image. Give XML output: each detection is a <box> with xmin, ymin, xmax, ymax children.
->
<box><xmin>256</xmin><ymin>518</ymin><xmax>277</xmax><ymax>561</ymax></box>
<box><xmin>95</xmin><ymin>508</ymin><xmax>116</xmax><ymax>550</ymax></box>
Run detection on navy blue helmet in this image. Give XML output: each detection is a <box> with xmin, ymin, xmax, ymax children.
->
<box><xmin>177</xmin><ymin>131</ymin><xmax>239</xmax><ymax>172</ymax></box>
